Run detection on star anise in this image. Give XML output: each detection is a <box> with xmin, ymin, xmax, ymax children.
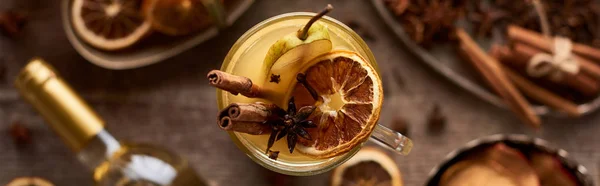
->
<box><xmin>265</xmin><ymin>97</ymin><xmax>317</xmax><ymax>155</ymax></box>
<box><xmin>264</xmin><ymin>73</ymin><xmax>320</xmax><ymax>157</ymax></box>
<box><xmin>420</xmin><ymin>0</ymin><xmax>461</xmax><ymax>44</ymax></box>
<box><xmin>387</xmin><ymin>0</ymin><xmax>466</xmax><ymax>47</ymax></box>
<box><xmin>468</xmin><ymin>3</ymin><xmax>509</xmax><ymax>37</ymax></box>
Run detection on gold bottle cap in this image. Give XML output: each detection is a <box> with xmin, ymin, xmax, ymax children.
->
<box><xmin>14</xmin><ymin>58</ymin><xmax>104</xmax><ymax>152</ymax></box>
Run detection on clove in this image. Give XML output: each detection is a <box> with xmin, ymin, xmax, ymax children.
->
<box><xmin>427</xmin><ymin>104</ymin><xmax>446</xmax><ymax>134</ymax></box>
<box><xmin>9</xmin><ymin>121</ymin><xmax>32</xmax><ymax>145</ymax></box>
<box><xmin>0</xmin><ymin>11</ymin><xmax>27</xmax><ymax>37</ymax></box>
<box><xmin>267</xmin><ymin>150</ymin><xmax>280</xmax><ymax>160</ymax></box>
<box><xmin>269</xmin><ymin>74</ymin><xmax>281</xmax><ymax>84</ymax></box>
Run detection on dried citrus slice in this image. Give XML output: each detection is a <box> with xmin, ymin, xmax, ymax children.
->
<box><xmin>331</xmin><ymin>147</ymin><xmax>402</xmax><ymax>186</ymax></box>
<box><xmin>291</xmin><ymin>51</ymin><xmax>383</xmax><ymax>158</ymax></box>
<box><xmin>72</xmin><ymin>0</ymin><xmax>152</xmax><ymax>50</ymax></box>
<box><xmin>6</xmin><ymin>177</ymin><xmax>54</xmax><ymax>186</ymax></box>
<box><xmin>144</xmin><ymin>0</ymin><xmax>213</xmax><ymax>36</ymax></box>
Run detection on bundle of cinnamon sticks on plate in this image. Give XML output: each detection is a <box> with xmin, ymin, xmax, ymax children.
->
<box><xmin>457</xmin><ymin>25</ymin><xmax>600</xmax><ymax>128</ymax></box>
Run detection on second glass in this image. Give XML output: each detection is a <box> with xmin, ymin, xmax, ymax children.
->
<box><xmin>217</xmin><ymin>12</ymin><xmax>412</xmax><ymax>176</ymax></box>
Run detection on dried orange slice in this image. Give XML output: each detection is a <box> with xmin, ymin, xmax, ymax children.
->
<box><xmin>331</xmin><ymin>147</ymin><xmax>403</xmax><ymax>186</ymax></box>
<box><xmin>144</xmin><ymin>0</ymin><xmax>213</xmax><ymax>36</ymax></box>
<box><xmin>291</xmin><ymin>51</ymin><xmax>383</xmax><ymax>159</ymax></box>
<box><xmin>72</xmin><ymin>0</ymin><xmax>152</xmax><ymax>50</ymax></box>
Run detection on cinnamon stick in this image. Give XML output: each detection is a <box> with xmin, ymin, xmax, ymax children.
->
<box><xmin>499</xmin><ymin>43</ymin><xmax>600</xmax><ymax>97</ymax></box>
<box><xmin>208</xmin><ymin>70</ymin><xmax>264</xmax><ymax>98</ymax></box>
<box><xmin>504</xmin><ymin>67</ymin><xmax>581</xmax><ymax>117</ymax></box>
<box><xmin>507</xmin><ymin>25</ymin><xmax>600</xmax><ymax>79</ymax></box>
<box><xmin>508</xmin><ymin>25</ymin><xmax>600</xmax><ymax>64</ymax></box>
<box><xmin>488</xmin><ymin>46</ymin><xmax>581</xmax><ymax>117</ymax></box>
<box><xmin>457</xmin><ymin>44</ymin><xmax>507</xmax><ymax>107</ymax></box>
<box><xmin>456</xmin><ymin>29</ymin><xmax>541</xmax><ymax>128</ymax></box>
<box><xmin>217</xmin><ymin>103</ymin><xmax>282</xmax><ymax>135</ymax></box>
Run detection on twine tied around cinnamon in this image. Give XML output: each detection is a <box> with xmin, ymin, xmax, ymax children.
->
<box><xmin>526</xmin><ymin>0</ymin><xmax>580</xmax><ymax>81</ymax></box>
<box><xmin>526</xmin><ymin>37</ymin><xmax>580</xmax><ymax>81</ymax></box>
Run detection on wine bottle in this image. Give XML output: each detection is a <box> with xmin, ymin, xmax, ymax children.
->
<box><xmin>14</xmin><ymin>58</ymin><xmax>207</xmax><ymax>186</ymax></box>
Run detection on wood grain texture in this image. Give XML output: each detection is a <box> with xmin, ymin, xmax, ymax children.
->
<box><xmin>0</xmin><ymin>0</ymin><xmax>599</xmax><ymax>186</ymax></box>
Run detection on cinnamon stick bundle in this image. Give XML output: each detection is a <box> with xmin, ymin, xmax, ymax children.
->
<box><xmin>507</xmin><ymin>25</ymin><xmax>600</xmax><ymax>79</ymax></box>
<box><xmin>488</xmin><ymin>46</ymin><xmax>581</xmax><ymax>117</ymax></box>
<box><xmin>497</xmin><ymin>43</ymin><xmax>599</xmax><ymax>98</ymax></box>
<box><xmin>490</xmin><ymin>45</ymin><xmax>578</xmax><ymax>98</ymax></box>
<box><xmin>207</xmin><ymin>70</ymin><xmax>264</xmax><ymax>98</ymax></box>
<box><xmin>217</xmin><ymin>103</ymin><xmax>281</xmax><ymax>135</ymax></box>
<box><xmin>456</xmin><ymin>28</ymin><xmax>541</xmax><ymax>128</ymax></box>
<box><xmin>508</xmin><ymin>25</ymin><xmax>600</xmax><ymax>64</ymax></box>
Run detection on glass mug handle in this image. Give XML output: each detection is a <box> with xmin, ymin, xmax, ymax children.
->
<box><xmin>369</xmin><ymin>124</ymin><xmax>413</xmax><ymax>155</ymax></box>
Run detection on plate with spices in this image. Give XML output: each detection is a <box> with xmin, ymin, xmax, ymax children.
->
<box><xmin>62</xmin><ymin>0</ymin><xmax>254</xmax><ymax>70</ymax></box>
<box><xmin>373</xmin><ymin>0</ymin><xmax>600</xmax><ymax>123</ymax></box>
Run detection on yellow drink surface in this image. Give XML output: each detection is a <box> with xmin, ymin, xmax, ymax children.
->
<box><xmin>222</xmin><ymin>17</ymin><xmax>374</xmax><ymax>163</ymax></box>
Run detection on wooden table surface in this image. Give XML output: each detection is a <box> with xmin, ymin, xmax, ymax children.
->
<box><xmin>1</xmin><ymin>0</ymin><xmax>600</xmax><ymax>185</ymax></box>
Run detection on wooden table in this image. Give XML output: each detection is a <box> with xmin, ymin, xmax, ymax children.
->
<box><xmin>1</xmin><ymin>0</ymin><xmax>599</xmax><ymax>185</ymax></box>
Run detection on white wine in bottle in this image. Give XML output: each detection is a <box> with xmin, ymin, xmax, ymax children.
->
<box><xmin>14</xmin><ymin>59</ymin><xmax>207</xmax><ymax>186</ymax></box>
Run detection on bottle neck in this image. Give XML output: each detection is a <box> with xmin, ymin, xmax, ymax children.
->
<box><xmin>77</xmin><ymin>130</ymin><xmax>122</xmax><ymax>170</ymax></box>
<box><xmin>15</xmin><ymin>59</ymin><xmax>207</xmax><ymax>186</ymax></box>
<box><xmin>14</xmin><ymin>59</ymin><xmax>107</xmax><ymax>154</ymax></box>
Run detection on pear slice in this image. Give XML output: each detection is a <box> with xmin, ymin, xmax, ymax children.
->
<box><xmin>441</xmin><ymin>161</ymin><xmax>519</xmax><ymax>186</ymax></box>
<box><xmin>440</xmin><ymin>143</ymin><xmax>540</xmax><ymax>186</ymax></box>
<box><xmin>530</xmin><ymin>152</ymin><xmax>579</xmax><ymax>186</ymax></box>
<box><xmin>261</xmin><ymin>5</ymin><xmax>334</xmax><ymax>108</ymax></box>
<box><xmin>265</xmin><ymin>23</ymin><xmax>332</xmax><ymax>72</ymax></box>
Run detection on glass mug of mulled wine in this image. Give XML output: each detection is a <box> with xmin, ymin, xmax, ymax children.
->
<box><xmin>209</xmin><ymin>6</ymin><xmax>412</xmax><ymax>175</ymax></box>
